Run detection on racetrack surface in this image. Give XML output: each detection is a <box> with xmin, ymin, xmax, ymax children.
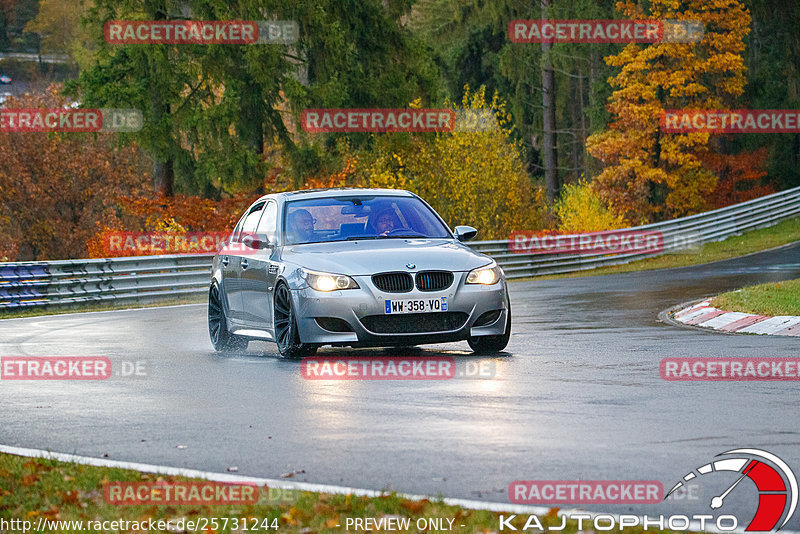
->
<box><xmin>2</xmin><ymin>242</ymin><xmax>799</xmax><ymax>526</ymax></box>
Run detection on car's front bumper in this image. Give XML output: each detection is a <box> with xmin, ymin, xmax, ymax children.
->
<box><xmin>292</xmin><ymin>272</ymin><xmax>508</xmax><ymax>346</ymax></box>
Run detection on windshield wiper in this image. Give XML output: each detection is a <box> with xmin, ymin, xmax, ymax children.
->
<box><xmin>345</xmin><ymin>233</ymin><xmax>429</xmax><ymax>240</ymax></box>
<box><xmin>383</xmin><ymin>234</ymin><xmax>427</xmax><ymax>239</ymax></box>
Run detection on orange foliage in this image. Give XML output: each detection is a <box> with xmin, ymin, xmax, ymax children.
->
<box><xmin>587</xmin><ymin>0</ymin><xmax>752</xmax><ymax>223</ymax></box>
<box><xmin>703</xmin><ymin>147</ymin><xmax>775</xmax><ymax>208</ymax></box>
<box><xmin>86</xmin><ymin>194</ymin><xmax>255</xmax><ymax>258</ymax></box>
<box><xmin>0</xmin><ymin>85</ymin><xmax>148</xmax><ymax>261</ymax></box>
<box><xmin>300</xmin><ymin>156</ymin><xmax>357</xmax><ymax>190</ymax></box>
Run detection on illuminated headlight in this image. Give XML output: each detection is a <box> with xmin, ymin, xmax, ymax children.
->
<box><xmin>303</xmin><ymin>269</ymin><xmax>359</xmax><ymax>291</ymax></box>
<box><xmin>466</xmin><ymin>262</ymin><xmax>502</xmax><ymax>285</ymax></box>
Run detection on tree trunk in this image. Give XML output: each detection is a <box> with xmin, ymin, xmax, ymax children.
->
<box><xmin>153</xmin><ymin>159</ymin><xmax>174</xmax><ymax>196</ymax></box>
<box><xmin>569</xmin><ymin>72</ymin><xmax>586</xmax><ymax>183</ymax></box>
<box><xmin>578</xmin><ymin>70</ymin><xmax>587</xmax><ymax>179</ymax></box>
<box><xmin>147</xmin><ymin>0</ymin><xmax>174</xmax><ymax>197</ymax></box>
<box><xmin>541</xmin><ymin>0</ymin><xmax>559</xmax><ymax>202</ymax></box>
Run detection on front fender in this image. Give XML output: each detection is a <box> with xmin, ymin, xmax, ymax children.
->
<box><xmin>210</xmin><ymin>257</ymin><xmax>223</xmax><ymax>287</ymax></box>
<box><xmin>278</xmin><ymin>264</ymin><xmax>308</xmax><ymax>290</ymax></box>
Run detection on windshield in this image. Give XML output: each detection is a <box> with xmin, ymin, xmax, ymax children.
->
<box><xmin>283</xmin><ymin>195</ymin><xmax>451</xmax><ymax>245</ymax></box>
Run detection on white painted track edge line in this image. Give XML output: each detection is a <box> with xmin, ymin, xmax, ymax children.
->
<box><xmin>2</xmin><ymin>444</ymin><xmax>784</xmax><ymax>534</ymax></box>
<box><xmin>0</xmin><ymin>444</ymin><xmax>550</xmax><ymax>513</ymax></box>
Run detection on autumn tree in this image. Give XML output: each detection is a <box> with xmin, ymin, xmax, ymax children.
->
<box><xmin>741</xmin><ymin>0</ymin><xmax>800</xmax><ymax>190</ymax></box>
<box><xmin>409</xmin><ymin>0</ymin><xmax>621</xmax><ymax>198</ymax></box>
<box><xmin>70</xmin><ymin>0</ymin><xmax>204</xmax><ymax>197</ymax></box>
<box><xmin>401</xmin><ymin>87</ymin><xmax>546</xmax><ymax>239</ymax></box>
<box><xmin>0</xmin><ymin>0</ymin><xmax>39</xmax><ymax>51</ymax></box>
<box><xmin>0</xmin><ymin>86</ymin><xmax>148</xmax><ymax>260</ymax></box>
<box><xmin>555</xmin><ymin>179</ymin><xmax>627</xmax><ymax>232</ymax></box>
<box><xmin>25</xmin><ymin>0</ymin><xmax>93</xmax><ymax>64</ymax></box>
<box><xmin>586</xmin><ymin>0</ymin><xmax>751</xmax><ymax>223</ymax></box>
<box><xmin>702</xmin><ymin>147</ymin><xmax>773</xmax><ymax>208</ymax></box>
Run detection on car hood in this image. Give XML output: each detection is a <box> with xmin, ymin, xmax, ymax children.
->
<box><xmin>282</xmin><ymin>239</ymin><xmax>492</xmax><ymax>275</ymax></box>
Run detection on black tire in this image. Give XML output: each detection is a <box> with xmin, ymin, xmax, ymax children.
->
<box><xmin>273</xmin><ymin>283</ymin><xmax>317</xmax><ymax>359</ymax></box>
<box><xmin>468</xmin><ymin>300</ymin><xmax>511</xmax><ymax>354</ymax></box>
<box><xmin>208</xmin><ymin>283</ymin><xmax>248</xmax><ymax>352</ymax></box>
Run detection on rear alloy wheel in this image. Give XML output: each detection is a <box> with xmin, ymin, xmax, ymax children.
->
<box><xmin>273</xmin><ymin>283</ymin><xmax>317</xmax><ymax>359</ymax></box>
<box><xmin>208</xmin><ymin>283</ymin><xmax>248</xmax><ymax>352</ymax></box>
<box><xmin>468</xmin><ymin>299</ymin><xmax>511</xmax><ymax>354</ymax></box>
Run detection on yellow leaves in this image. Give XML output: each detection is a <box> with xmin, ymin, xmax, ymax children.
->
<box><xmin>153</xmin><ymin>217</ymin><xmax>188</xmax><ymax>234</ymax></box>
<box><xmin>281</xmin><ymin>506</ymin><xmax>301</xmax><ymax>525</ymax></box>
<box><xmin>555</xmin><ymin>180</ymin><xmax>627</xmax><ymax>233</ymax></box>
<box><xmin>303</xmin><ymin>86</ymin><xmax>544</xmax><ymax>238</ymax></box>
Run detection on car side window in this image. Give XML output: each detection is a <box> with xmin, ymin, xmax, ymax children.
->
<box><xmin>238</xmin><ymin>202</ymin><xmax>265</xmax><ymax>240</ymax></box>
<box><xmin>255</xmin><ymin>201</ymin><xmax>278</xmax><ymax>243</ymax></box>
<box><xmin>231</xmin><ymin>216</ymin><xmax>247</xmax><ymax>243</ymax></box>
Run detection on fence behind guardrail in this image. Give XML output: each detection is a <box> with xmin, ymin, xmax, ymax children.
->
<box><xmin>1</xmin><ymin>186</ymin><xmax>799</xmax><ymax>308</ymax></box>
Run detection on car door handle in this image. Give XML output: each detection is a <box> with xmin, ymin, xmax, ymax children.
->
<box><xmin>221</xmin><ymin>256</ymin><xmax>229</xmax><ymax>266</ymax></box>
<box><xmin>240</xmin><ymin>258</ymin><xmax>248</xmax><ymax>269</ymax></box>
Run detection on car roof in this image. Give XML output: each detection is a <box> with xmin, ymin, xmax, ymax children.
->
<box><xmin>255</xmin><ymin>187</ymin><xmax>416</xmax><ymax>204</ymax></box>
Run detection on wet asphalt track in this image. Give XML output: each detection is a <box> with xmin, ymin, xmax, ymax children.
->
<box><xmin>1</xmin><ymin>242</ymin><xmax>799</xmax><ymax>526</ymax></box>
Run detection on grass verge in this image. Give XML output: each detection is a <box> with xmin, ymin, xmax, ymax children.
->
<box><xmin>710</xmin><ymin>278</ymin><xmax>800</xmax><ymax>316</ymax></box>
<box><xmin>0</xmin><ymin>452</ymin><xmax>685</xmax><ymax>534</ymax></box>
<box><xmin>521</xmin><ymin>216</ymin><xmax>800</xmax><ymax>281</ymax></box>
<box><xmin>0</xmin><ymin>294</ymin><xmax>205</xmax><ymax>320</ymax></box>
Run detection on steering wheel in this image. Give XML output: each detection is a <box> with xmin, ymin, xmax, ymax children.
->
<box><xmin>385</xmin><ymin>227</ymin><xmax>426</xmax><ymax>237</ymax></box>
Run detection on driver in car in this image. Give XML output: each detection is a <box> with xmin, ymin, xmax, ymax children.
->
<box><xmin>371</xmin><ymin>208</ymin><xmax>396</xmax><ymax>236</ymax></box>
<box><xmin>289</xmin><ymin>209</ymin><xmax>315</xmax><ymax>243</ymax></box>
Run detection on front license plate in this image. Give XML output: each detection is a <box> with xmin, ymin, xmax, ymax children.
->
<box><xmin>384</xmin><ymin>297</ymin><xmax>447</xmax><ymax>314</ymax></box>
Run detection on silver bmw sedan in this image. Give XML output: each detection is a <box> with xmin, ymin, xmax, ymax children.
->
<box><xmin>208</xmin><ymin>188</ymin><xmax>510</xmax><ymax>357</ymax></box>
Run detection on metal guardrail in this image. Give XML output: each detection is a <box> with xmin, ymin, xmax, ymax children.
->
<box><xmin>1</xmin><ymin>185</ymin><xmax>799</xmax><ymax>308</ymax></box>
<box><xmin>472</xmin><ymin>184</ymin><xmax>800</xmax><ymax>279</ymax></box>
<box><xmin>0</xmin><ymin>52</ymin><xmax>70</xmax><ymax>64</ymax></box>
<box><xmin>0</xmin><ymin>255</ymin><xmax>214</xmax><ymax>309</ymax></box>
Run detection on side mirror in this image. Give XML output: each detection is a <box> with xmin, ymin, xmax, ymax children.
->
<box><xmin>453</xmin><ymin>225</ymin><xmax>478</xmax><ymax>242</ymax></box>
<box><xmin>241</xmin><ymin>234</ymin><xmax>271</xmax><ymax>249</ymax></box>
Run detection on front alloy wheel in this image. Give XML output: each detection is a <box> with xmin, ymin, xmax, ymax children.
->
<box><xmin>273</xmin><ymin>283</ymin><xmax>317</xmax><ymax>359</ymax></box>
<box><xmin>208</xmin><ymin>283</ymin><xmax>248</xmax><ymax>352</ymax></box>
